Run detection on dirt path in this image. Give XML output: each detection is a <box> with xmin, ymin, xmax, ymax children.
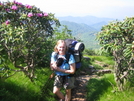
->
<box><xmin>71</xmin><ymin>75</ymin><xmax>97</xmax><ymax>101</ymax></box>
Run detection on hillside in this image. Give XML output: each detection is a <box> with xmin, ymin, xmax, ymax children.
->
<box><xmin>60</xmin><ymin>21</ymin><xmax>99</xmax><ymax>49</ymax></box>
<box><xmin>58</xmin><ymin>15</ymin><xmax>114</xmax><ymax>28</ymax></box>
<box><xmin>57</xmin><ymin>15</ymin><xmax>115</xmax><ymax>49</ymax></box>
<box><xmin>60</xmin><ymin>21</ymin><xmax>97</xmax><ymax>36</ymax></box>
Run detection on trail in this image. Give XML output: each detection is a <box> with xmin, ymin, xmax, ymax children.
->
<box><xmin>71</xmin><ymin>75</ymin><xmax>97</xmax><ymax>101</ymax></box>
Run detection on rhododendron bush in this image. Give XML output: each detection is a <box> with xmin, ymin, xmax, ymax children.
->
<box><xmin>97</xmin><ymin>17</ymin><xmax>134</xmax><ymax>90</ymax></box>
<box><xmin>0</xmin><ymin>1</ymin><xmax>60</xmax><ymax>81</ymax></box>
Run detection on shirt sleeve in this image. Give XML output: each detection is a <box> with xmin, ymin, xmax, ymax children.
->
<box><xmin>69</xmin><ymin>54</ymin><xmax>75</xmax><ymax>64</ymax></box>
<box><xmin>51</xmin><ymin>52</ymin><xmax>57</xmax><ymax>63</ymax></box>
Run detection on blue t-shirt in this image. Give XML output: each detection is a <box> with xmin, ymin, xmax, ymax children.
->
<box><xmin>51</xmin><ymin>52</ymin><xmax>75</xmax><ymax>76</ymax></box>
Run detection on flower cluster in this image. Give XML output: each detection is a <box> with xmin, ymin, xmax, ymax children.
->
<box><xmin>0</xmin><ymin>2</ymin><xmax>3</xmax><ymax>5</ymax></box>
<box><xmin>27</xmin><ymin>12</ymin><xmax>48</xmax><ymax>17</ymax></box>
<box><xmin>11</xmin><ymin>5</ymin><xmax>18</xmax><ymax>10</ymax></box>
<box><xmin>1</xmin><ymin>0</ymin><xmax>49</xmax><ymax>25</ymax></box>
<box><xmin>13</xmin><ymin>0</ymin><xmax>22</xmax><ymax>5</ymax></box>
<box><xmin>25</xmin><ymin>4</ymin><xmax>32</xmax><ymax>9</ymax></box>
<box><xmin>28</xmin><ymin>13</ymin><xmax>33</xmax><ymax>17</ymax></box>
<box><xmin>5</xmin><ymin>20</ymin><xmax>10</xmax><ymax>25</ymax></box>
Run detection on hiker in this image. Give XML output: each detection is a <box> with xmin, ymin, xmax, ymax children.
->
<box><xmin>50</xmin><ymin>40</ymin><xmax>76</xmax><ymax>101</ymax></box>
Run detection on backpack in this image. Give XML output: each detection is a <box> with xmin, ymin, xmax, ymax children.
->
<box><xmin>64</xmin><ymin>39</ymin><xmax>85</xmax><ymax>69</ymax></box>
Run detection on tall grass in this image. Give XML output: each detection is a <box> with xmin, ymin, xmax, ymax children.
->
<box><xmin>86</xmin><ymin>74</ymin><xmax>134</xmax><ymax>101</ymax></box>
<box><xmin>0</xmin><ymin>67</ymin><xmax>56</xmax><ymax>101</ymax></box>
<box><xmin>86</xmin><ymin>55</ymin><xmax>134</xmax><ymax>101</ymax></box>
<box><xmin>90</xmin><ymin>55</ymin><xmax>115</xmax><ymax>66</ymax></box>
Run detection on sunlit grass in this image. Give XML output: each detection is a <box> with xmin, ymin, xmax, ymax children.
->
<box><xmin>0</xmin><ymin>67</ymin><xmax>56</xmax><ymax>101</ymax></box>
<box><xmin>86</xmin><ymin>74</ymin><xmax>134</xmax><ymax>101</ymax></box>
<box><xmin>1</xmin><ymin>55</ymin><xmax>134</xmax><ymax>101</ymax></box>
<box><xmin>90</xmin><ymin>55</ymin><xmax>114</xmax><ymax>65</ymax></box>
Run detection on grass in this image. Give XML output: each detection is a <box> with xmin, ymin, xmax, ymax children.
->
<box><xmin>89</xmin><ymin>55</ymin><xmax>115</xmax><ymax>66</ymax></box>
<box><xmin>0</xmin><ymin>73</ymin><xmax>40</xmax><ymax>101</ymax></box>
<box><xmin>1</xmin><ymin>55</ymin><xmax>134</xmax><ymax>101</ymax></box>
<box><xmin>86</xmin><ymin>55</ymin><xmax>134</xmax><ymax>101</ymax></box>
<box><xmin>88</xmin><ymin>55</ymin><xmax>115</xmax><ymax>71</ymax></box>
<box><xmin>0</xmin><ymin>67</ymin><xmax>56</xmax><ymax>101</ymax></box>
<box><xmin>86</xmin><ymin>74</ymin><xmax>134</xmax><ymax>101</ymax></box>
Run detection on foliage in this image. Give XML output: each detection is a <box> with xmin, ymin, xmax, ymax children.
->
<box><xmin>52</xmin><ymin>25</ymin><xmax>73</xmax><ymax>42</ymax></box>
<box><xmin>90</xmin><ymin>55</ymin><xmax>114</xmax><ymax>65</ymax></box>
<box><xmin>0</xmin><ymin>1</ymin><xmax>76</xmax><ymax>100</ymax></box>
<box><xmin>0</xmin><ymin>1</ymin><xmax>60</xmax><ymax>81</ymax></box>
<box><xmin>84</xmin><ymin>48</ymin><xmax>96</xmax><ymax>55</ymax></box>
<box><xmin>0</xmin><ymin>67</ymin><xmax>56</xmax><ymax>101</ymax></box>
<box><xmin>97</xmin><ymin>17</ymin><xmax>134</xmax><ymax>90</ymax></box>
<box><xmin>87</xmin><ymin>74</ymin><xmax>134</xmax><ymax>101</ymax></box>
<box><xmin>86</xmin><ymin>74</ymin><xmax>115</xmax><ymax>101</ymax></box>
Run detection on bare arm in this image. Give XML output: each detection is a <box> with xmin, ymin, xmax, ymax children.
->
<box><xmin>50</xmin><ymin>62</ymin><xmax>54</xmax><ymax>70</ymax></box>
<box><xmin>50</xmin><ymin>62</ymin><xmax>56</xmax><ymax>71</ymax></box>
<box><xmin>53</xmin><ymin>63</ymin><xmax>76</xmax><ymax>74</ymax></box>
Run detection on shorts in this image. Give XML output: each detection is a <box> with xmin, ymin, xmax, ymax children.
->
<box><xmin>54</xmin><ymin>75</ymin><xmax>75</xmax><ymax>89</ymax></box>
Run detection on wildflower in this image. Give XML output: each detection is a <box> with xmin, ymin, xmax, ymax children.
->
<box><xmin>17</xmin><ymin>2</ymin><xmax>22</xmax><ymax>5</ymax></box>
<box><xmin>13</xmin><ymin>0</ymin><xmax>17</xmax><ymax>4</ymax></box>
<box><xmin>11</xmin><ymin>5</ymin><xmax>18</xmax><ymax>10</ymax></box>
<box><xmin>25</xmin><ymin>4</ymin><xmax>32</xmax><ymax>9</ymax></box>
<box><xmin>5</xmin><ymin>20</ymin><xmax>10</xmax><ymax>25</ymax></box>
<box><xmin>27</xmin><ymin>13</ymin><xmax>33</xmax><ymax>17</ymax></box>
<box><xmin>44</xmin><ymin>12</ymin><xmax>48</xmax><ymax>17</ymax></box>
<box><xmin>37</xmin><ymin>13</ymin><xmax>43</xmax><ymax>17</ymax></box>
<box><xmin>13</xmin><ymin>0</ymin><xmax>22</xmax><ymax>5</ymax></box>
<box><xmin>5</xmin><ymin>8</ymin><xmax>10</xmax><ymax>12</ymax></box>
<box><xmin>0</xmin><ymin>2</ymin><xmax>3</xmax><ymax>5</ymax></box>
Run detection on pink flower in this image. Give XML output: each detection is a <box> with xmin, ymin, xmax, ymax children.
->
<box><xmin>17</xmin><ymin>2</ymin><xmax>22</xmax><ymax>5</ymax></box>
<box><xmin>5</xmin><ymin>20</ymin><xmax>10</xmax><ymax>25</ymax></box>
<box><xmin>5</xmin><ymin>8</ymin><xmax>10</xmax><ymax>12</ymax></box>
<box><xmin>37</xmin><ymin>13</ymin><xmax>43</xmax><ymax>17</ymax></box>
<box><xmin>14</xmin><ymin>0</ymin><xmax>22</xmax><ymax>5</ymax></box>
<box><xmin>0</xmin><ymin>2</ymin><xmax>3</xmax><ymax>5</ymax></box>
<box><xmin>13</xmin><ymin>1</ymin><xmax>22</xmax><ymax>5</ymax></box>
<box><xmin>13</xmin><ymin>0</ymin><xmax>17</xmax><ymax>4</ymax></box>
<box><xmin>11</xmin><ymin>5</ymin><xmax>18</xmax><ymax>10</ymax></box>
<box><xmin>44</xmin><ymin>12</ymin><xmax>48</xmax><ymax>17</ymax></box>
<box><xmin>25</xmin><ymin>4</ymin><xmax>32</xmax><ymax>9</ymax></box>
<box><xmin>27</xmin><ymin>13</ymin><xmax>33</xmax><ymax>17</ymax></box>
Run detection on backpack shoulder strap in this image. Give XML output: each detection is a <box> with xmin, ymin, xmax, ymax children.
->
<box><xmin>55</xmin><ymin>52</ymin><xmax>71</xmax><ymax>63</ymax></box>
<box><xmin>65</xmin><ymin>53</ymin><xmax>71</xmax><ymax>63</ymax></box>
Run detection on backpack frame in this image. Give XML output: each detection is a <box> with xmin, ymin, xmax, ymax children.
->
<box><xmin>64</xmin><ymin>39</ymin><xmax>85</xmax><ymax>69</ymax></box>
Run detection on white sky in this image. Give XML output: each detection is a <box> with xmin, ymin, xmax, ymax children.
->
<box><xmin>1</xmin><ymin>0</ymin><xmax>134</xmax><ymax>19</ymax></box>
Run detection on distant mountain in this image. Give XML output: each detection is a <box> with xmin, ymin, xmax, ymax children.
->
<box><xmin>60</xmin><ymin>21</ymin><xmax>99</xmax><ymax>49</ymax></box>
<box><xmin>92</xmin><ymin>21</ymin><xmax>108</xmax><ymax>31</ymax></box>
<box><xmin>57</xmin><ymin>15</ymin><xmax>114</xmax><ymax>26</ymax></box>
<box><xmin>60</xmin><ymin>21</ymin><xmax>97</xmax><ymax>36</ymax></box>
<box><xmin>57</xmin><ymin>15</ymin><xmax>115</xmax><ymax>49</ymax></box>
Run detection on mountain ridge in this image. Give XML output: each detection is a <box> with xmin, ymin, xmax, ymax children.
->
<box><xmin>57</xmin><ymin>15</ymin><xmax>115</xmax><ymax>26</ymax></box>
<box><xmin>57</xmin><ymin>15</ymin><xmax>115</xmax><ymax>49</ymax></box>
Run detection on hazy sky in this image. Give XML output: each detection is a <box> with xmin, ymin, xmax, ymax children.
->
<box><xmin>1</xmin><ymin>0</ymin><xmax>134</xmax><ymax>19</ymax></box>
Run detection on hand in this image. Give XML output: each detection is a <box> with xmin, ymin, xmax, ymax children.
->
<box><xmin>49</xmin><ymin>73</ymin><xmax>55</xmax><ymax>78</ymax></box>
<box><xmin>51</xmin><ymin>62</ymin><xmax>58</xmax><ymax>70</ymax></box>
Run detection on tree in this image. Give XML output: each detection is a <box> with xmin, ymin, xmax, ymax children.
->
<box><xmin>97</xmin><ymin>17</ymin><xmax>134</xmax><ymax>90</ymax></box>
<box><xmin>53</xmin><ymin>25</ymin><xmax>73</xmax><ymax>40</ymax></box>
<box><xmin>0</xmin><ymin>1</ymin><xmax>60</xmax><ymax>81</ymax></box>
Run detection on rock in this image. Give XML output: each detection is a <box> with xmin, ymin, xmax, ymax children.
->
<box><xmin>83</xmin><ymin>56</ymin><xmax>90</xmax><ymax>61</ymax></box>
